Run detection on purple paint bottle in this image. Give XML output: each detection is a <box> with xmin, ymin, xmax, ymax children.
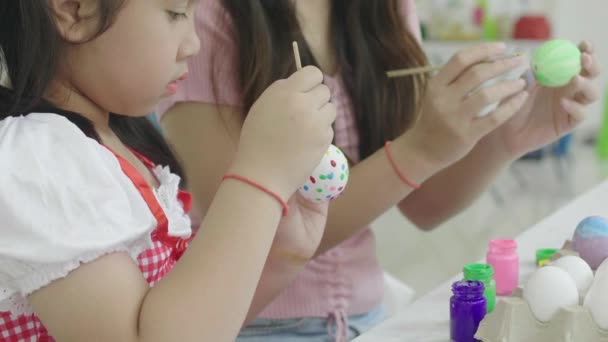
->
<box><xmin>450</xmin><ymin>280</ymin><xmax>487</xmax><ymax>342</ymax></box>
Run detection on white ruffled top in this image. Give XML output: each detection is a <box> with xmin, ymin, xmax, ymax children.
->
<box><xmin>0</xmin><ymin>113</ymin><xmax>192</xmax><ymax>316</ymax></box>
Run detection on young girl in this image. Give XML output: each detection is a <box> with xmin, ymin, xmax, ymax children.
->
<box><xmin>158</xmin><ymin>0</ymin><xmax>601</xmax><ymax>341</ymax></box>
<box><xmin>0</xmin><ymin>0</ymin><xmax>338</xmax><ymax>341</ymax></box>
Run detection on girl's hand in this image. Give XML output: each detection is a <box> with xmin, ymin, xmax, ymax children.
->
<box><xmin>267</xmin><ymin>194</ymin><xmax>328</xmax><ymax>267</ymax></box>
<box><xmin>490</xmin><ymin>41</ymin><xmax>601</xmax><ymax>159</ymax></box>
<box><xmin>396</xmin><ymin>43</ymin><xmax>529</xmax><ymax>173</ymax></box>
<box><xmin>232</xmin><ymin>66</ymin><xmax>337</xmax><ymax>199</ymax></box>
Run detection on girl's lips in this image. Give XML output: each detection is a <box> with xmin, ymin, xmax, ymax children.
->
<box><xmin>165</xmin><ymin>72</ymin><xmax>187</xmax><ymax>95</ymax></box>
<box><xmin>166</xmin><ymin>82</ymin><xmax>178</xmax><ymax>95</ymax></box>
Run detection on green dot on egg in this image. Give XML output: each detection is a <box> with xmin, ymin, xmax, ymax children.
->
<box><xmin>316</xmin><ymin>188</ymin><xmax>323</xmax><ymax>193</ymax></box>
<box><xmin>532</xmin><ymin>39</ymin><xmax>581</xmax><ymax>88</ymax></box>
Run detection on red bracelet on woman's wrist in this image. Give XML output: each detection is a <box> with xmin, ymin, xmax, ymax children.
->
<box><xmin>384</xmin><ymin>141</ymin><xmax>421</xmax><ymax>190</ymax></box>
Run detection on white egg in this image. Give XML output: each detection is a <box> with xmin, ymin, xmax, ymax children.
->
<box><xmin>523</xmin><ymin>266</ymin><xmax>579</xmax><ymax>322</ymax></box>
<box><xmin>595</xmin><ymin>258</ymin><xmax>608</xmax><ymax>280</ymax></box>
<box><xmin>551</xmin><ymin>256</ymin><xmax>594</xmax><ymax>296</ymax></box>
<box><xmin>584</xmin><ymin>258</ymin><xmax>608</xmax><ymax>330</ymax></box>
<box><xmin>474</xmin><ymin>53</ymin><xmax>531</xmax><ymax>117</ymax></box>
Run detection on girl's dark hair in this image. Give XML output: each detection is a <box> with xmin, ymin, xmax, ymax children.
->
<box><xmin>0</xmin><ymin>0</ymin><xmax>185</xmax><ymax>181</ymax></box>
<box><xmin>219</xmin><ymin>0</ymin><xmax>428</xmax><ymax>159</ymax></box>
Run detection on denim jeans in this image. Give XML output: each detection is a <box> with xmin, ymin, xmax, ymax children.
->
<box><xmin>237</xmin><ymin>305</ymin><xmax>385</xmax><ymax>342</ymax></box>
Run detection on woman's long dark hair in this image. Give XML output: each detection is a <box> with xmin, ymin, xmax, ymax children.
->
<box><xmin>0</xmin><ymin>0</ymin><xmax>185</xmax><ymax>181</ymax></box>
<box><xmin>219</xmin><ymin>0</ymin><xmax>428</xmax><ymax>159</ymax></box>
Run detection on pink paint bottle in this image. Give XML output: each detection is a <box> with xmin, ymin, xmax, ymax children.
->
<box><xmin>486</xmin><ymin>239</ymin><xmax>518</xmax><ymax>296</ymax></box>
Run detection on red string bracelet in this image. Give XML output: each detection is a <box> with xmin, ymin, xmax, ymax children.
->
<box><xmin>384</xmin><ymin>141</ymin><xmax>421</xmax><ymax>190</ymax></box>
<box><xmin>222</xmin><ymin>174</ymin><xmax>289</xmax><ymax>217</ymax></box>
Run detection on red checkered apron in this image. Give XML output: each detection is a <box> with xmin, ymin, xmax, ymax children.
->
<box><xmin>0</xmin><ymin>150</ymin><xmax>193</xmax><ymax>341</ymax></box>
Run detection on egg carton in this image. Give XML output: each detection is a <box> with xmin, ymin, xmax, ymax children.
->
<box><xmin>474</xmin><ymin>288</ymin><xmax>608</xmax><ymax>342</ymax></box>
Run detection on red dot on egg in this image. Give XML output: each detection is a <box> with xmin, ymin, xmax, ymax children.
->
<box><xmin>330</xmin><ymin>160</ymin><xmax>337</xmax><ymax>167</ymax></box>
<box><xmin>338</xmin><ymin>187</ymin><xmax>344</xmax><ymax>191</ymax></box>
<box><xmin>310</xmin><ymin>176</ymin><xmax>316</xmax><ymax>184</ymax></box>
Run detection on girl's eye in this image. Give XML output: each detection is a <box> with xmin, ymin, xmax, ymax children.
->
<box><xmin>167</xmin><ymin>11</ymin><xmax>188</xmax><ymax>21</ymax></box>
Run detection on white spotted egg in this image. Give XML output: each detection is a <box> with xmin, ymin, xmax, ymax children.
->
<box><xmin>299</xmin><ymin>144</ymin><xmax>349</xmax><ymax>203</ymax></box>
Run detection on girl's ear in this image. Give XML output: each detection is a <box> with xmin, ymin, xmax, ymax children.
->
<box><xmin>48</xmin><ymin>0</ymin><xmax>101</xmax><ymax>43</ymax></box>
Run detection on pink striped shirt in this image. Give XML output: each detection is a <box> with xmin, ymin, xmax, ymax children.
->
<box><xmin>158</xmin><ymin>0</ymin><xmax>421</xmax><ymax>320</ymax></box>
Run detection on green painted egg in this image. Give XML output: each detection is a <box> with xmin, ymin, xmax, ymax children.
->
<box><xmin>532</xmin><ymin>39</ymin><xmax>581</xmax><ymax>88</ymax></box>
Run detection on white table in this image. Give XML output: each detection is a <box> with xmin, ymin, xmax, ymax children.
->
<box><xmin>355</xmin><ymin>180</ymin><xmax>608</xmax><ymax>342</ymax></box>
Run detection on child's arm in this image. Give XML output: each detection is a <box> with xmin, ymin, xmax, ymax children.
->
<box><xmin>162</xmin><ymin>104</ymin><xmax>327</xmax><ymax>324</ymax></box>
<box><xmin>3</xmin><ymin>66</ymin><xmax>334</xmax><ymax>342</ymax></box>
<box><xmin>29</xmin><ymin>179</ymin><xmax>283</xmax><ymax>342</ymax></box>
<box><xmin>160</xmin><ymin>101</ymin><xmax>432</xmax><ymax>319</ymax></box>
